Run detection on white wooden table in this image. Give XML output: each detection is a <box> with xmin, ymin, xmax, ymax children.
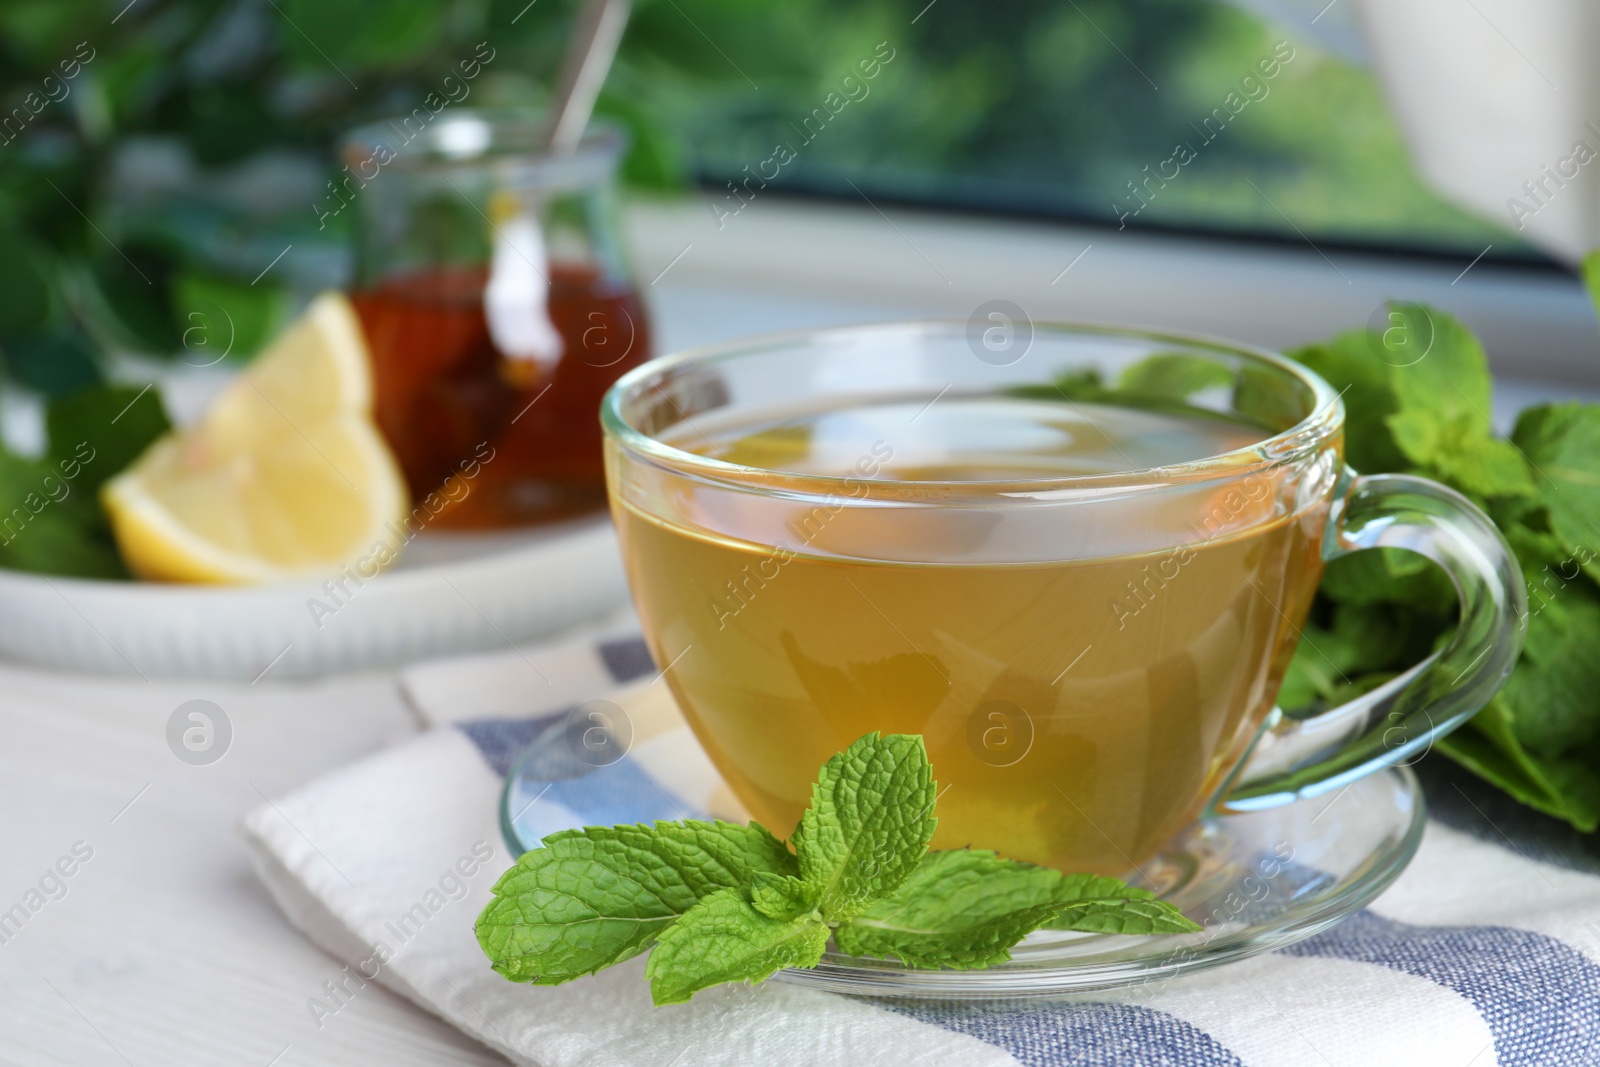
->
<box><xmin>0</xmin><ymin>664</ymin><xmax>507</xmax><ymax>1065</ymax></box>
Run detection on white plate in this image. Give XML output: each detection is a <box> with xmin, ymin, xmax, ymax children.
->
<box><xmin>0</xmin><ymin>515</ymin><xmax>628</xmax><ymax>680</ymax></box>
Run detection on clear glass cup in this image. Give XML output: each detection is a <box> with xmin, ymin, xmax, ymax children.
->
<box><xmin>601</xmin><ymin>321</ymin><xmax>1525</xmax><ymax>876</ymax></box>
<box><xmin>340</xmin><ymin>108</ymin><xmax>651</xmax><ymax>528</ymax></box>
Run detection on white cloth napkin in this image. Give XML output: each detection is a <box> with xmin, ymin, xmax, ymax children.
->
<box><xmin>241</xmin><ymin>633</ymin><xmax>1600</xmax><ymax>1067</ymax></box>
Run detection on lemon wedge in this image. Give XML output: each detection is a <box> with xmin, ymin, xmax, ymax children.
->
<box><xmin>104</xmin><ymin>292</ymin><xmax>409</xmax><ymax>584</ymax></box>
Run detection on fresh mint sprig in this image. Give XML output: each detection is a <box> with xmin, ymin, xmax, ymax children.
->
<box><xmin>475</xmin><ymin>733</ymin><xmax>1199</xmax><ymax>1005</ymax></box>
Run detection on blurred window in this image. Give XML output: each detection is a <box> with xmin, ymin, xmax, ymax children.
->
<box><xmin>657</xmin><ymin>0</ymin><xmax>1526</xmax><ymax>260</ymax></box>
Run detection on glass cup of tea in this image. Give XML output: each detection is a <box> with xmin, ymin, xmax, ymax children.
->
<box><xmin>600</xmin><ymin>321</ymin><xmax>1524</xmax><ymax>875</ymax></box>
<box><xmin>340</xmin><ymin>109</ymin><xmax>651</xmax><ymax>528</ymax></box>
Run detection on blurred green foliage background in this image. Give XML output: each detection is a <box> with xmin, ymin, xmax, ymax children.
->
<box><xmin>0</xmin><ymin>0</ymin><xmax>1513</xmax><ymax>390</ymax></box>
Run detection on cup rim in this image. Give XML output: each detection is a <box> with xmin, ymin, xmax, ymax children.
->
<box><xmin>601</xmin><ymin>319</ymin><xmax>1344</xmax><ymax>495</ymax></box>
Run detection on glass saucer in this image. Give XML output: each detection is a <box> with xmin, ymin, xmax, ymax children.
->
<box><xmin>499</xmin><ymin>719</ymin><xmax>1423</xmax><ymax>1000</ymax></box>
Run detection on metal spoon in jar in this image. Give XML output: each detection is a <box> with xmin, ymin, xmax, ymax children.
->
<box><xmin>487</xmin><ymin>0</ymin><xmax>633</xmax><ymax>386</ymax></box>
<box><xmin>544</xmin><ymin>0</ymin><xmax>634</xmax><ymax>155</ymax></box>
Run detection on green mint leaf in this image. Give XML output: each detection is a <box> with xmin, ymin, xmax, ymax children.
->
<box><xmin>1048</xmin><ymin>898</ymin><xmax>1200</xmax><ymax>935</ymax></box>
<box><xmin>1491</xmin><ymin>491</ymin><xmax>1564</xmax><ymax>588</ymax></box>
<box><xmin>1440</xmin><ymin>696</ymin><xmax>1600</xmax><ymax>832</ymax></box>
<box><xmin>171</xmin><ymin>270</ymin><xmax>289</xmax><ymax>362</ymax></box>
<box><xmin>87</xmin><ymin>245</ymin><xmax>181</xmax><ymax>354</ymax></box>
<box><xmin>833</xmin><ymin>849</ymin><xmax>1069</xmax><ymax>969</ymax></box>
<box><xmin>1043</xmin><ymin>872</ymin><xmax>1200</xmax><ymax>935</ymax></box>
<box><xmin>644</xmin><ymin>888</ymin><xmax>828</xmax><ymax>1005</ymax></box>
<box><xmin>0</xmin><ymin>228</ymin><xmax>57</xmax><ymax>336</ymax></box>
<box><xmin>1115</xmin><ymin>352</ymin><xmax>1234</xmax><ymax>400</ymax></box>
<box><xmin>1286</xmin><ymin>326</ymin><xmax>1407</xmax><ymax>474</ymax></box>
<box><xmin>1497</xmin><ymin>594</ymin><xmax>1600</xmax><ymax>758</ymax></box>
<box><xmin>0</xmin><ymin>384</ymin><xmax>171</xmax><ymax>580</ymax></box>
<box><xmin>1438</xmin><ymin>701</ymin><xmax>1566</xmax><ymax>815</ymax></box>
<box><xmin>834</xmin><ymin>850</ymin><xmax>1199</xmax><ymax>969</ymax></box>
<box><xmin>1358</xmin><ymin>304</ymin><xmax>1532</xmax><ymax>499</ymax></box>
<box><xmin>1288</xmin><ymin>303</ymin><xmax>1527</xmax><ymax>501</ymax></box>
<box><xmin>0</xmin><ymin>449</ymin><xmax>127</xmax><ymax>579</ymax></box>
<box><xmin>540</xmin><ymin>819</ymin><xmax>798</xmax><ymax>898</ymax></box>
<box><xmin>837</xmin><ymin>901</ymin><xmax>1066</xmax><ymax>971</ymax></box>
<box><xmin>1317</xmin><ymin>544</ymin><xmax>1456</xmax><ymax>615</ymax></box>
<box><xmin>1388</xmin><ymin>410</ymin><xmax>1534</xmax><ymax>499</ymax></box>
<box><xmin>5</xmin><ymin>330</ymin><xmax>104</xmax><ymax>397</ymax></box>
<box><xmin>1511</xmin><ymin>402</ymin><xmax>1600</xmax><ymax>582</ymax></box>
<box><xmin>1582</xmin><ymin>249</ymin><xmax>1600</xmax><ymax>316</ymax></box>
<box><xmin>1275</xmin><ymin>634</ymin><xmax>1328</xmax><ymax>714</ymax></box>
<box><xmin>1009</xmin><ymin>355</ymin><xmax>1255</xmax><ymax>429</ymax></box>
<box><xmin>749</xmin><ymin>872</ymin><xmax>816</xmax><ymax>922</ymax></box>
<box><xmin>791</xmin><ymin>732</ymin><xmax>937</xmax><ymax>920</ymax></box>
<box><xmin>1380</xmin><ymin>305</ymin><xmax>1493</xmax><ymax>433</ymax></box>
<box><xmin>476</xmin><ymin>820</ymin><xmax>796</xmax><ymax>984</ymax></box>
<box><xmin>46</xmin><ymin>384</ymin><xmax>172</xmax><ymax>493</ymax></box>
<box><xmin>1279</xmin><ymin>618</ymin><xmax>1376</xmax><ymax>712</ymax></box>
<box><xmin>1234</xmin><ymin>361</ymin><xmax>1312</xmax><ymax>432</ymax></box>
<box><xmin>1278</xmin><ymin>600</ymin><xmax>1445</xmax><ymax>714</ymax></box>
<box><xmin>1005</xmin><ymin>367</ymin><xmax>1110</xmax><ymax>404</ymax></box>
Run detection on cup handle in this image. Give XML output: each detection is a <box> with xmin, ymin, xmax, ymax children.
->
<box><xmin>1223</xmin><ymin>471</ymin><xmax>1526</xmax><ymax>811</ymax></box>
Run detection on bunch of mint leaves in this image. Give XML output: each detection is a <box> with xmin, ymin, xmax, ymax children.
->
<box><xmin>1273</xmin><ymin>288</ymin><xmax>1600</xmax><ymax>834</ymax></box>
<box><xmin>475</xmin><ymin>733</ymin><xmax>1197</xmax><ymax>1005</ymax></box>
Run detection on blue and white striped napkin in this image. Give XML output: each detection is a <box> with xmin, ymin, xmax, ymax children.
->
<box><xmin>241</xmin><ymin>633</ymin><xmax>1600</xmax><ymax>1067</ymax></box>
